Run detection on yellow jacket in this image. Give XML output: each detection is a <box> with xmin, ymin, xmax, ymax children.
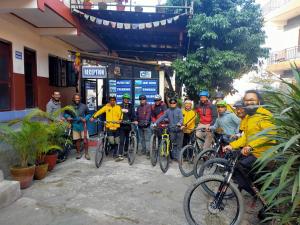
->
<box><xmin>92</xmin><ymin>104</ymin><xmax>123</xmax><ymax>130</ymax></box>
<box><xmin>182</xmin><ymin>109</ymin><xmax>197</xmax><ymax>133</ymax></box>
<box><xmin>239</xmin><ymin>115</ymin><xmax>248</xmax><ymax>132</ymax></box>
<box><xmin>227</xmin><ymin>104</ymin><xmax>235</xmax><ymax>114</ymax></box>
<box><xmin>230</xmin><ymin>107</ymin><xmax>275</xmax><ymax>158</ymax></box>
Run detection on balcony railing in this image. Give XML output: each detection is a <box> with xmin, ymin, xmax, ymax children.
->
<box><xmin>268</xmin><ymin>46</ymin><xmax>300</xmax><ymax>64</ymax></box>
<box><xmin>262</xmin><ymin>0</ymin><xmax>292</xmax><ymax>15</ymax></box>
<box><xmin>70</xmin><ymin>0</ymin><xmax>193</xmax><ymax>14</ymax></box>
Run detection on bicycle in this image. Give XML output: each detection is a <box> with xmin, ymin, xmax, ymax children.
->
<box><xmin>178</xmin><ymin>127</ymin><xmax>206</xmax><ymax>177</ymax></box>
<box><xmin>183</xmin><ymin>150</ymin><xmax>269</xmax><ymax>225</ymax></box>
<box><xmin>158</xmin><ymin>124</ymin><xmax>181</xmax><ymax>173</ymax></box>
<box><xmin>94</xmin><ymin>120</ymin><xmax>119</xmax><ymax>168</ymax></box>
<box><xmin>193</xmin><ymin>132</ymin><xmax>231</xmax><ymax>179</ymax></box>
<box><xmin>149</xmin><ymin>125</ymin><xmax>165</xmax><ymax>167</ymax></box>
<box><xmin>119</xmin><ymin>121</ymin><xmax>138</xmax><ymax>165</ymax></box>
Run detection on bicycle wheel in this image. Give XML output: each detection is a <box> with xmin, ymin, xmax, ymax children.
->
<box><xmin>193</xmin><ymin>149</ymin><xmax>217</xmax><ymax>179</ymax></box>
<box><xmin>179</xmin><ymin>145</ymin><xmax>197</xmax><ymax>177</ymax></box>
<box><xmin>199</xmin><ymin>158</ymin><xmax>234</xmax><ymax>199</ymax></box>
<box><xmin>149</xmin><ymin>134</ymin><xmax>159</xmax><ymax>166</ymax></box>
<box><xmin>183</xmin><ymin>175</ymin><xmax>244</xmax><ymax>225</ymax></box>
<box><xmin>95</xmin><ymin>138</ymin><xmax>105</xmax><ymax>168</ymax></box>
<box><xmin>159</xmin><ymin>139</ymin><xmax>170</xmax><ymax>173</ymax></box>
<box><xmin>128</xmin><ymin>135</ymin><xmax>137</xmax><ymax>165</ymax></box>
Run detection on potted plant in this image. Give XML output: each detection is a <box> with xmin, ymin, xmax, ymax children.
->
<box><xmin>0</xmin><ymin>110</ymin><xmax>48</xmax><ymax>188</ymax></box>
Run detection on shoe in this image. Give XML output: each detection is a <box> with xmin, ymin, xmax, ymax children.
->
<box><xmin>146</xmin><ymin>152</ymin><xmax>150</xmax><ymax>159</ymax></box>
<box><xmin>85</xmin><ymin>153</ymin><xmax>91</xmax><ymax>160</ymax></box>
<box><xmin>115</xmin><ymin>155</ymin><xmax>124</xmax><ymax>162</ymax></box>
<box><xmin>124</xmin><ymin>151</ymin><xmax>128</xmax><ymax>157</ymax></box>
<box><xmin>76</xmin><ymin>152</ymin><xmax>82</xmax><ymax>159</ymax></box>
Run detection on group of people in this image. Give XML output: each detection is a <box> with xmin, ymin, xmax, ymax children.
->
<box><xmin>46</xmin><ymin>89</ymin><xmax>274</xmax><ymax>197</ymax></box>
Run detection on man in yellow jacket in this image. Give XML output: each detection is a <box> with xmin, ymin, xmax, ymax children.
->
<box><xmin>225</xmin><ymin>90</ymin><xmax>275</xmax><ymax>195</ymax></box>
<box><xmin>181</xmin><ymin>100</ymin><xmax>197</xmax><ymax>146</ymax></box>
<box><xmin>90</xmin><ymin>96</ymin><xmax>123</xmax><ymax>159</ymax></box>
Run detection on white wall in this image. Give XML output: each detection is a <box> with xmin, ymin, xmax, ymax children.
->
<box><xmin>0</xmin><ymin>13</ymin><xmax>76</xmax><ymax>77</ymax></box>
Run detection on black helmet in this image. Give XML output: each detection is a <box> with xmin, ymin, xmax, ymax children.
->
<box><xmin>139</xmin><ymin>95</ymin><xmax>146</xmax><ymax>100</ymax></box>
<box><xmin>169</xmin><ymin>98</ymin><xmax>177</xmax><ymax>104</ymax></box>
<box><xmin>233</xmin><ymin>100</ymin><xmax>243</xmax><ymax>108</ymax></box>
<box><xmin>215</xmin><ymin>92</ymin><xmax>225</xmax><ymax>99</ymax></box>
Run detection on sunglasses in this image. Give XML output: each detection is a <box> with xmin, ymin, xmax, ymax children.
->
<box><xmin>170</xmin><ymin>102</ymin><xmax>177</xmax><ymax>104</ymax></box>
<box><xmin>217</xmin><ymin>106</ymin><xmax>225</xmax><ymax>108</ymax></box>
<box><xmin>140</xmin><ymin>98</ymin><xmax>146</xmax><ymax>100</ymax></box>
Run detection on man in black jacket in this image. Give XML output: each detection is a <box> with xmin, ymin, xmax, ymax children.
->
<box><xmin>117</xmin><ymin>93</ymin><xmax>135</xmax><ymax>161</ymax></box>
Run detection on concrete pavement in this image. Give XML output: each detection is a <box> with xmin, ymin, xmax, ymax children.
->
<box><xmin>0</xmin><ymin>148</ymin><xmax>260</xmax><ymax>225</ymax></box>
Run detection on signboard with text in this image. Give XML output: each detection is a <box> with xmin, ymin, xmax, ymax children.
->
<box><xmin>82</xmin><ymin>66</ymin><xmax>107</xmax><ymax>79</ymax></box>
<box><xmin>134</xmin><ymin>79</ymin><xmax>158</xmax><ymax>107</ymax></box>
<box><xmin>109</xmin><ymin>79</ymin><xmax>132</xmax><ymax>104</ymax></box>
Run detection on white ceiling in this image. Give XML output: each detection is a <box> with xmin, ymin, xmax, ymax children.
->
<box><xmin>13</xmin><ymin>7</ymin><xmax>73</xmax><ymax>27</ymax></box>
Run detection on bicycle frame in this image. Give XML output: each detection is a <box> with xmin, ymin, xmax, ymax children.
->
<box><xmin>161</xmin><ymin>127</ymin><xmax>170</xmax><ymax>156</ymax></box>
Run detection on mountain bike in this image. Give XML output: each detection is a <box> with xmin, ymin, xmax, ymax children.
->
<box><xmin>178</xmin><ymin>128</ymin><xmax>205</xmax><ymax>177</ymax></box>
<box><xmin>120</xmin><ymin>121</ymin><xmax>138</xmax><ymax>165</ymax></box>
<box><xmin>193</xmin><ymin>132</ymin><xmax>230</xmax><ymax>179</ymax></box>
<box><xmin>149</xmin><ymin>126</ymin><xmax>160</xmax><ymax>166</ymax></box>
<box><xmin>94</xmin><ymin>120</ymin><xmax>119</xmax><ymax>168</ymax></box>
<box><xmin>183</xmin><ymin>150</ymin><xmax>269</xmax><ymax>225</ymax></box>
<box><xmin>158</xmin><ymin>124</ymin><xmax>180</xmax><ymax>173</ymax></box>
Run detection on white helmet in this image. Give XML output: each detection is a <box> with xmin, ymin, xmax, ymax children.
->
<box><xmin>154</xmin><ymin>94</ymin><xmax>162</xmax><ymax>101</ymax></box>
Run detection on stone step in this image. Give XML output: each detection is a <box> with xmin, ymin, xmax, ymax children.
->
<box><xmin>0</xmin><ymin>180</ymin><xmax>21</xmax><ymax>209</ymax></box>
<box><xmin>0</xmin><ymin>170</ymin><xmax>3</xmax><ymax>182</ymax></box>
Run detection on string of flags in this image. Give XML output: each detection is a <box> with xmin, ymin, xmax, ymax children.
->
<box><xmin>72</xmin><ymin>8</ymin><xmax>185</xmax><ymax>30</ymax></box>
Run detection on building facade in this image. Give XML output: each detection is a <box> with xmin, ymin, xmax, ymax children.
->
<box><xmin>262</xmin><ymin>0</ymin><xmax>300</xmax><ymax>78</ymax></box>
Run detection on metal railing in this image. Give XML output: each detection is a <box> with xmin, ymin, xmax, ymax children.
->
<box><xmin>69</xmin><ymin>0</ymin><xmax>193</xmax><ymax>14</ymax></box>
<box><xmin>262</xmin><ymin>0</ymin><xmax>293</xmax><ymax>15</ymax></box>
<box><xmin>268</xmin><ymin>46</ymin><xmax>300</xmax><ymax>64</ymax></box>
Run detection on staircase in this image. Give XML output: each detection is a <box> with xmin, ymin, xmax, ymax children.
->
<box><xmin>0</xmin><ymin>170</ymin><xmax>21</xmax><ymax>209</ymax></box>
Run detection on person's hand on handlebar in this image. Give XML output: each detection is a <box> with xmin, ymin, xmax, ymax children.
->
<box><xmin>151</xmin><ymin>123</ymin><xmax>157</xmax><ymax>128</ymax></box>
<box><xmin>223</xmin><ymin>145</ymin><xmax>233</xmax><ymax>152</ymax></box>
<box><xmin>241</xmin><ymin>146</ymin><xmax>252</xmax><ymax>156</ymax></box>
<box><xmin>176</xmin><ymin>123</ymin><xmax>182</xmax><ymax>127</ymax></box>
<box><xmin>90</xmin><ymin>117</ymin><xmax>95</xmax><ymax>122</ymax></box>
<box><xmin>133</xmin><ymin>121</ymin><xmax>138</xmax><ymax>125</ymax></box>
<box><xmin>80</xmin><ymin>117</ymin><xmax>86</xmax><ymax>123</ymax></box>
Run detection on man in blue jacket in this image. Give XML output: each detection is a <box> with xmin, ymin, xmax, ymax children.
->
<box><xmin>154</xmin><ymin>98</ymin><xmax>183</xmax><ymax>160</ymax></box>
<box><xmin>64</xmin><ymin>94</ymin><xmax>91</xmax><ymax>160</ymax></box>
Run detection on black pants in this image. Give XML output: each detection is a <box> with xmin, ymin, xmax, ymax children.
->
<box><xmin>234</xmin><ymin>154</ymin><xmax>257</xmax><ymax>196</ymax></box>
<box><xmin>119</xmin><ymin>126</ymin><xmax>131</xmax><ymax>156</ymax></box>
<box><xmin>107</xmin><ymin>129</ymin><xmax>120</xmax><ymax>157</ymax></box>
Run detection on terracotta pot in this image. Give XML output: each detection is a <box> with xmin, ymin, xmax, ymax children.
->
<box><xmin>10</xmin><ymin>165</ymin><xmax>36</xmax><ymax>189</ymax></box>
<box><xmin>36</xmin><ymin>154</ymin><xmax>46</xmax><ymax>165</ymax></box>
<box><xmin>44</xmin><ymin>153</ymin><xmax>58</xmax><ymax>171</ymax></box>
<box><xmin>34</xmin><ymin>163</ymin><xmax>48</xmax><ymax>180</ymax></box>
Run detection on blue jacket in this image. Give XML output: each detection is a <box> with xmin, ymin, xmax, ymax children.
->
<box><xmin>156</xmin><ymin>107</ymin><xmax>183</xmax><ymax>127</ymax></box>
<box><xmin>64</xmin><ymin>103</ymin><xmax>91</xmax><ymax>132</ymax></box>
<box><xmin>210</xmin><ymin>111</ymin><xmax>240</xmax><ymax>136</ymax></box>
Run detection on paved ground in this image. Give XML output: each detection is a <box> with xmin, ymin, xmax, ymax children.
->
<box><xmin>0</xmin><ymin>147</ymin><xmax>261</xmax><ymax>225</ymax></box>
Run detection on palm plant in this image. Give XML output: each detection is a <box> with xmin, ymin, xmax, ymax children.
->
<box><xmin>256</xmin><ymin>65</ymin><xmax>300</xmax><ymax>224</ymax></box>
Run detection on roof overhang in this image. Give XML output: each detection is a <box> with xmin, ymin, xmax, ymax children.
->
<box><xmin>73</xmin><ymin>9</ymin><xmax>189</xmax><ymax>61</ymax></box>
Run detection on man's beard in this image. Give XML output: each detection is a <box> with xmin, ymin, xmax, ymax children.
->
<box><xmin>244</xmin><ymin>105</ymin><xmax>259</xmax><ymax>116</ymax></box>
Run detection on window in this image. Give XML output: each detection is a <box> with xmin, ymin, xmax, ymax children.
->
<box><xmin>49</xmin><ymin>55</ymin><xmax>76</xmax><ymax>87</ymax></box>
<box><xmin>0</xmin><ymin>41</ymin><xmax>11</xmax><ymax>111</ymax></box>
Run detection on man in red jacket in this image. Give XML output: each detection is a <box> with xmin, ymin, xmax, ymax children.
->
<box><xmin>195</xmin><ymin>90</ymin><xmax>218</xmax><ymax>150</ymax></box>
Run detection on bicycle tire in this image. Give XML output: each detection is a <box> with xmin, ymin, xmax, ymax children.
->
<box><xmin>179</xmin><ymin>145</ymin><xmax>197</xmax><ymax>177</ymax></box>
<box><xmin>95</xmin><ymin>138</ymin><xmax>105</xmax><ymax>168</ymax></box>
<box><xmin>128</xmin><ymin>135</ymin><xmax>137</xmax><ymax>165</ymax></box>
<box><xmin>183</xmin><ymin>175</ymin><xmax>244</xmax><ymax>225</ymax></box>
<box><xmin>193</xmin><ymin>149</ymin><xmax>217</xmax><ymax>179</ymax></box>
<box><xmin>149</xmin><ymin>134</ymin><xmax>159</xmax><ymax>166</ymax></box>
<box><xmin>159</xmin><ymin>139</ymin><xmax>170</xmax><ymax>173</ymax></box>
<box><xmin>199</xmin><ymin>158</ymin><xmax>234</xmax><ymax>199</ymax></box>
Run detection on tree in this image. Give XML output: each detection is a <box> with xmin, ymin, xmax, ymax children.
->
<box><xmin>169</xmin><ymin>0</ymin><xmax>268</xmax><ymax>100</ymax></box>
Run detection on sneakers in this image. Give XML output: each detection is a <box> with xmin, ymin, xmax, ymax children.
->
<box><xmin>85</xmin><ymin>153</ymin><xmax>91</xmax><ymax>160</ymax></box>
<box><xmin>76</xmin><ymin>152</ymin><xmax>82</xmax><ymax>159</ymax></box>
<box><xmin>146</xmin><ymin>152</ymin><xmax>150</xmax><ymax>159</ymax></box>
<box><xmin>115</xmin><ymin>155</ymin><xmax>124</xmax><ymax>162</ymax></box>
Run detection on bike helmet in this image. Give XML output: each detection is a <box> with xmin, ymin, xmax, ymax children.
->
<box><xmin>169</xmin><ymin>98</ymin><xmax>177</xmax><ymax>104</ymax></box>
<box><xmin>154</xmin><ymin>94</ymin><xmax>162</xmax><ymax>101</ymax></box>
<box><xmin>215</xmin><ymin>92</ymin><xmax>225</xmax><ymax>99</ymax></box>
<box><xmin>198</xmin><ymin>90</ymin><xmax>209</xmax><ymax>97</ymax></box>
<box><xmin>139</xmin><ymin>95</ymin><xmax>146</xmax><ymax>100</ymax></box>
<box><xmin>233</xmin><ymin>100</ymin><xmax>243</xmax><ymax>108</ymax></box>
<box><xmin>216</xmin><ymin>100</ymin><xmax>227</xmax><ymax>107</ymax></box>
<box><xmin>122</xmin><ymin>93</ymin><xmax>131</xmax><ymax>99</ymax></box>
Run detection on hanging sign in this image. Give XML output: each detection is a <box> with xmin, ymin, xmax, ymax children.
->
<box><xmin>82</xmin><ymin>66</ymin><xmax>107</xmax><ymax>79</ymax></box>
<box><xmin>140</xmin><ymin>71</ymin><xmax>152</xmax><ymax>78</ymax></box>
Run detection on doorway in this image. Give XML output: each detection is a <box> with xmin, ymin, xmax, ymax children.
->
<box><xmin>0</xmin><ymin>41</ymin><xmax>11</xmax><ymax>111</ymax></box>
<box><xmin>24</xmin><ymin>48</ymin><xmax>37</xmax><ymax>108</ymax></box>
